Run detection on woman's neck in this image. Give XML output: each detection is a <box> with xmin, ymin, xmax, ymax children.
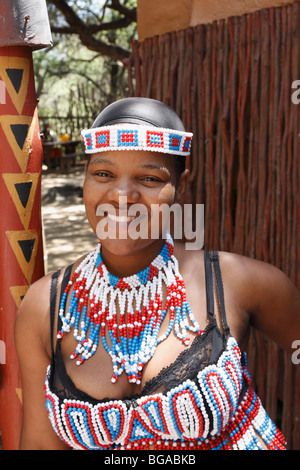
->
<box><xmin>100</xmin><ymin>238</ymin><xmax>166</xmax><ymax>278</ymax></box>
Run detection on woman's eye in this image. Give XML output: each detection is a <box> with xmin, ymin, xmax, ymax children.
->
<box><xmin>95</xmin><ymin>171</ymin><xmax>111</xmax><ymax>178</ymax></box>
<box><xmin>142</xmin><ymin>176</ymin><xmax>161</xmax><ymax>183</ymax></box>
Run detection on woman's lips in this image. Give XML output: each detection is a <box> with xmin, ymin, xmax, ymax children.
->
<box><xmin>107</xmin><ymin>213</ymin><xmax>136</xmax><ymax>223</ymax></box>
<box><xmin>105</xmin><ymin>211</ymin><xmax>143</xmax><ymax>236</ymax></box>
<box><xmin>96</xmin><ymin>205</ymin><xmax>149</xmax><ymax>239</ymax></box>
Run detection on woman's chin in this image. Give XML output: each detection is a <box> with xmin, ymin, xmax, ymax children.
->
<box><xmin>98</xmin><ymin>235</ymin><xmax>165</xmax><ymax>262</ymax></box>
<box><xmin>98</xmin><ymin>236</ymin><xmax>144</xmax><ymax>257</ymax></box>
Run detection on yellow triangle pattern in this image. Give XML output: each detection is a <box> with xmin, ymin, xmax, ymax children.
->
<box><xmin>2</xmin><ymin>173</ymin><xmax>39</xmax><ymax>230</ymax></box>
<box><xmin>16</xmin><ymin>388</ymin><xmax>23</xmax><ymax>405</ymax></box>
<box><xmin>6</xmin><ymin>230</ymin><xmax>39</xmax><ymax>284</ymax></box>
<box><xmin>0</xmin><ymin>56</ymin><xmax>30</xmax><ymax>114</ymax></box>
<box><xmin>0</xmin><ymin>115</ymin><xmax>36</xmax><ymax>172</ymax></box>
<box><xmin>9</xmin><ymin>285</ymin><xmax>29</xmax><ymax>309</ymax></box>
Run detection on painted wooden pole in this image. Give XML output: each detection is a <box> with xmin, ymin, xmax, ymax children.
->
<box><xmin>0</xmin><ymin>0</ymin><xmax>52</xmax><ymax>450</ymax></box>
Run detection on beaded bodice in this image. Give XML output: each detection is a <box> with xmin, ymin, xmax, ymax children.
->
<box><xmin>44</xmin><ymin>251</ymin><xmax>286</xmax><ymax>450</ymax></box>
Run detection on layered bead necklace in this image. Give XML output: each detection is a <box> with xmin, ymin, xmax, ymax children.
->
<box><xmin>57</xmin><ymin>233</ymin><xmax>202</xmax><ymax>384</ymax></box>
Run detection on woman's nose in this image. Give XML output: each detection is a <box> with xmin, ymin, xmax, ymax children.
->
<box><xmin>107</xmin><ymin>179</ymin><xmax>140</xmax><ymax>205</ymax></box>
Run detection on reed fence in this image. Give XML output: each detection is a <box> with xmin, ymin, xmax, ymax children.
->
<box><xmin>127</xmin><ymin>1</ymin><xmax>300</xmax><ymax>449</ymax></box>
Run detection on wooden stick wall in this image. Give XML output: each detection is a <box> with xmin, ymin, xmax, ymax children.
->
<box><xmin>128</xmin><ymin>1</ymin><xmax>300</xmax><ymax>449</ymax></box>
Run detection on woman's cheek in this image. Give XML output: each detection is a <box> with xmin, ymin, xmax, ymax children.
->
<box><xmin>83</xmin><ymin>183</ymin><xmax>101</xmax><ymax>231</ymax></box>
<box><xmin>156</xmin><ymin>182</ymin><xmax>177</xmax><ymax>205</ymax></box>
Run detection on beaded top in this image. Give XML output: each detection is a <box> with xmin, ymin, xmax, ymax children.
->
<box><xmin>44</xmin><ymin>251</ymin><xmax>287</xmax><ymax>450</ymax></box>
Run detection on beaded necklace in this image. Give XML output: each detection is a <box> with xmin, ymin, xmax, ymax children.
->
<box><xmin>57</xmin><ymin>233</ymin><xmax>202</xmax><ymax>384</ymax></box>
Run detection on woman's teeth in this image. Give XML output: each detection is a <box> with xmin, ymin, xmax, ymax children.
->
<box><xmin>107</xmin><ymin>213</ymin><xmax>135</xmax><ymax>222</ymax></box>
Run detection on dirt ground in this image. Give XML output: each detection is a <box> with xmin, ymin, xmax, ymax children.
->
<box><xmin>41</xmin><ymin>163</ymin><xmax>98</xmax><ymax>274</ymax></box>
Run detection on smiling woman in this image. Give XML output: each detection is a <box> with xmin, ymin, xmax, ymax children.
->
<box><xmin>15</xmin><ymin>97</ymin><xmax>300</xmax><ymax>450</ymax></box>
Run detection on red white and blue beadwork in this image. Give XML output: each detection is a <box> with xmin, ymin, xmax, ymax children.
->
<box><xmin>57</xmin><ymin>233</ymin><xmax>202</xmax><ymax>385</ymax></box>
<box><xmin>81</xmin><ymin>124</ymin><xmax>193</xmax><ymax>156</ymax></box>
<box><xmin>44</xmin><ymin>335</ymin><xmax>286</xmax><ymax>450</ymax></box>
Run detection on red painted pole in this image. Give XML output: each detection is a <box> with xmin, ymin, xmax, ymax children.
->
<box><xmin>0</xmin><ymin>0</ymin><xmax>52</xmax><ymax>450</ymax></box>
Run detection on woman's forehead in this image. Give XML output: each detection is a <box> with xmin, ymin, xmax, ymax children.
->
<box><xmin>88</xmin><ymin>150</ymin><xmax>176</xmax><ymax>171</ymax></box>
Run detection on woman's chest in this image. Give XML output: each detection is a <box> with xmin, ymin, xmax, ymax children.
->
<box><xmin>56</xmin><ymin>254</ymin><xmax>250</xmax><ymax>402</ymax></box>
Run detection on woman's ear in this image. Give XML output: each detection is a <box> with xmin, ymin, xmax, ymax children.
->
<box><xmin>175</xmin><ymin>169</ymin><xmax>190</xmax><ymax>203</ymax></box>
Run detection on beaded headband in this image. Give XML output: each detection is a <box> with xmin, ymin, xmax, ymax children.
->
<box><xmin>81</xmin><ymin>124</ymin><xmax>193</xmax><ymax>156</ymax></box>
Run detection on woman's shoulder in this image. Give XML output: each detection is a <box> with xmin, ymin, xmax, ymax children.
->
<box><xmin>217</xmin><ymin>250</ymin><xmax>287</xmax><ymax>286</ymax></box>
<box><xmin>175</xmin><ymin>242</ymin><xmax>289</xmax><ymax>285</ymax></box>
<box><xmin>217</xmin><ymin>250</ymin><xmax>300</xmax><ymax>317</ymax></box>
<box><xmin>18</xmin><ymin>271</ymin><xmax>54</xmax><ymax>314</ymax></box>
<box><xmin>19</xmin><ymin>252</ymin><xmax>89</xmax><ymax>310</ymax></box>
<box><xmin>216</xmin><ymin>250</ymin><xmax>286</xmax><ymax>292</ymax></box>
<box><xmin>15</xmin><ymin>254</ymin><xmax>84</xmax><ymax>328</ymax></box>
<box><xmin>179</xmin><ymin>244</ymin><xmax>297</xmax><ymax>311</ymax></box>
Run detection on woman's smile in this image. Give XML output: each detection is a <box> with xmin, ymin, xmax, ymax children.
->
<box><xmin>104</xmin><ymin>209</ymin><xmax>144</xmax><ymax>236</ymax></box>
<box><xmin>107</xmin><ymin>213</ymin><xmax>136</xmax><ymax>223</ymax></box>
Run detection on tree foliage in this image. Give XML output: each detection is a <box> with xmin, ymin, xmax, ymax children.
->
<box><xmin>47</xmin><ymin>0</ymin><xmax>137</xmax><ymax>61</ymax></box>
<box><xmin>34</xmin><ymin>0</ymin><xmax>137</xmax><ymax>133</ymax></box>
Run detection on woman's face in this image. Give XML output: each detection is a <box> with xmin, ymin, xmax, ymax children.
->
<box><xmin>83</xmin><ymin>149</ymin><xmax>188</xmax><ymax>258</ymax></box>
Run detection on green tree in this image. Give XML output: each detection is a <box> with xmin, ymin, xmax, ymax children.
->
<box><xmin>34</xmin><ymin>0</ymin><xmax>137</xmax><ymax>134</ymax></box>
<box><xmin>47</xmin><ymin>0</ymin><xmax>137</xmax><ymax>61</ymax></box>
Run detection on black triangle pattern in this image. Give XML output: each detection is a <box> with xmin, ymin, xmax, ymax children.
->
<box><xmin>18</xmin><ymin>239</ymin><xmax>35</xmax><ymax>263</ymax></box>
<box><xmin>6</xmin><ymin>68</ymin><xmax>23</xmax><ymax>94</ymax></box>
<box><xmin>10</xmin><ymin>124</ymin><xmax>29</xmax><ymax>150</ymax></box>
<box><xmin>14</xmin><ymin>181</ymin><xmax>33</xmax><ymax>208</ymax></box>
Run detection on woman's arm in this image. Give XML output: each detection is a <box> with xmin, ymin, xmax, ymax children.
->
<box><xmin>220</xmin><ymin>252</ymin><xmax>300</xmax><ymax>354</ymax></box>
<box><xmin>15</xmin><ymin>274</ymin><xmax>70</xmax><ymax>450</ymax></box>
